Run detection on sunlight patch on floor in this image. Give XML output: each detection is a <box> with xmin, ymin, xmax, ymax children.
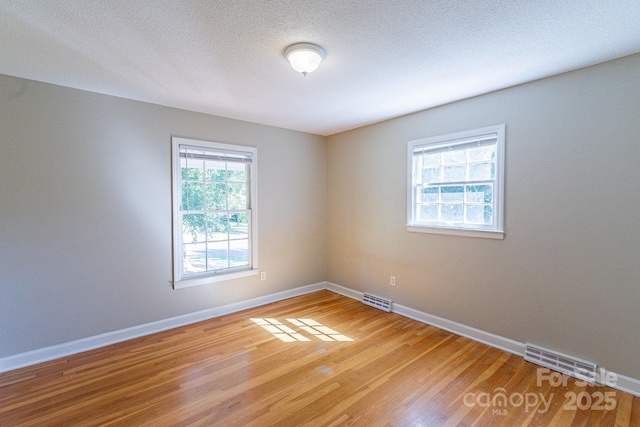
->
<box><xmin>250</xmin><ymin>318</ymin><xmax>354</xmax><ymax>342</ymax></box>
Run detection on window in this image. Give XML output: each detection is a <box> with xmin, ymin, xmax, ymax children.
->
<box><xmin>172</xmin><ymin>137</ymin><xmax>258</xmax><ymax>288</ymax></box>
<box><xmin>407</xmin><ymin>124</ymin><xmax>505</xmax><ymax>239</ymax></box>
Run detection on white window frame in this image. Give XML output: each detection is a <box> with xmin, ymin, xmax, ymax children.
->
<box><xmin>172</xmin><ymin>137</ymin><xmax>258</xmax><ymax>289</ymax></box>
<box><xmin>407</xmin><ymin>124</ymin><xmax>505</xmax><ymax>239</ymax></box>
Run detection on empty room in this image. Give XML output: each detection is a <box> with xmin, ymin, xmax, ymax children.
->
<box><xmin>1</xmin><ymin>1</ymin><xmax>639</xmax><ymax>426</ymax></box>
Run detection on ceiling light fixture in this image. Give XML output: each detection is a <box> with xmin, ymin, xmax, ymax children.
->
<box><xmin>284</xmin><ymin>43</ymin><xmax>325</xmax><ymax>76</ymax></box>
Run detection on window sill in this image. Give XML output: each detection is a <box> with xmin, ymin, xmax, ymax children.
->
<box><xmin>406</xmin><ymin>225</ymin><xmax>504</xmax><ymax>240</ymax></box>
<box><xmin>173</xmin><ymin>269</ymin><xmax>259</xmax><ymax>289</ymax></box>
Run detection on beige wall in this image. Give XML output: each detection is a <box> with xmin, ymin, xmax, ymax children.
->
<box><xmin>327</xmin><ymin>53</ymin><xmax>640</xmax><ymax>379</ymax></box>
<box><xmin>0</xmin><ymin>75</ymin><xmax>326</xmax><ymax>357</ymax></box>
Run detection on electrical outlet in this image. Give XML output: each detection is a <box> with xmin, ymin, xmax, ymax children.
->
<box><xmin>260</xmin><ymin>271</ymin><xmax>267</xmax><ymax>280</ymax></box>
<box><xmin>390</xmin><ymin>275</ymin><xmax>396</xmax><ymax>287</ymax></box>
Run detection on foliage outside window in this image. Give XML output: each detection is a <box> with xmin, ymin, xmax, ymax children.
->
<box><xmin>407</xmin><ymin>125</ymin><xmax>505</xmax><ymax>239</ymax></box>
<box><xmin>172</xmin><ymin>137</ymin><xmax>258</xmax><ymax>288</ymax></box>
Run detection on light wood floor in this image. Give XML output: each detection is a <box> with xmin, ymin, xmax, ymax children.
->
<box><xmin>1</xmin><ymin>290</ymin><xmax>638</xmax><ymax>426</ymax></box>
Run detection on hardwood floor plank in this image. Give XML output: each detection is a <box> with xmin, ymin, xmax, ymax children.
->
<box><xmin>1</xmin><ymin>290</ymin><xmax>637</xmax><ymax>426</ymax></box>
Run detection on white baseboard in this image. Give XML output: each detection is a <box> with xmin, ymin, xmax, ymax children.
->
<box><xmin>609</xmin><ymin>372</ymin><xmax>640</xmax><ymax>397</ymax></box>
<box><xmin>325</xmin><ymin>281</ymin><xmax>364</xmax><ymax>300</ymax></box>
<box><xmin>0</xmin><ymin>281</ymin><xmax>326</xmax><ymax>374</ymax></box>
<box><xmin>325</xmin><ymin>281</ymin><xmax>523</xmax><ymax>356</ymax></box>
<box><xmin>324</xmin><ymin>282</ymin><xmax>640</xmax><ymax>397</ymax></box>
<box><xmin>3</xmin><ymin>280</ymin><xmax>639</xmax><ymax>398</ymax></box>
<box><xmin>391</xmin><ymin>302</ymin><xmax>525</xmax><ymax>356</ymax></box>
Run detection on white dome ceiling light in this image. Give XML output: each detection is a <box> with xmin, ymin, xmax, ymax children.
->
<box><xmin>284</xmin><ymin>43</ymin><xmax>325</xmax><ymax>76</ymax></box>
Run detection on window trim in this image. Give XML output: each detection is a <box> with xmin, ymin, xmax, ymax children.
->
<box><xmin>171</xmin><ymin>137</ymin><xmax>259</xmax><ymax>289</ymax></box>
<box><xmin>406</xmin><ymin>124</ymin><xmax>505</xmax><ymax>239</ymax></box>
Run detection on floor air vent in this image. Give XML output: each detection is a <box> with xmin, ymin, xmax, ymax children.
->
<box><xmin>362</xmin><ymin>293</ymin><xmax>392</xmax><ymax>312</ymax></box>
<box><xmin>524</xmin><ymin>343</ymin><xmax>597</xmax><ymax>384</ymax></box>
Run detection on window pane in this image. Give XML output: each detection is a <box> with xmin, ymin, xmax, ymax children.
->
<box><xmin>413</xmin><ymin>157</ymin><xmax>423</xmax><ymax>185</ymax></box>
<box><xmin>442</xmin><ymin>150</ymin><xmax>465</xmax><ymax>164</ymax></box>
<box><xmin>227</xmin><ymin>183</ymin><xmax>247</xmax><ymax>210</ymax></box>
<box><xmin>422</xmin><ymin>153</ymin><xmax>440</xmax><ymax>167</ymax></box>
<box><xmin>182</xmin><ymin>214</ymin><xmax>205</xmax><ymax>243</ymax></box>
<box><xmin>182</xmin><ymin>182</ymin><xmax>204</xmax><ymax>210</ymax></box>
<box><xmin>230</xmin><ymin>239</ymin><xmax>249</xmax><ymax>267</ymax></box>
<box><xmin>465</xmin><ymin>184</ymin><xmax>493</xmax><ymax>203</ymax></box>
<box><xmin>484</xmin><ymin>205</ymin><xmax>494</xmax><ymax>224</ymax></box>
<box><xmin>441</xmin><ymin>204</ymin><xmax>463</xmax><ymax>222</ymax></box>
<box><xmin>207</xmin><ymin>241</ymin><xmax>228</xmax><ymax>270</ymax></box>
<box><xmin>227</xmin><ymin>163</ymin><xmax>246</xmax><ymax>182</ymax></box>
<box><xmin>442</xmin><ymin>165</ymin><xmax>466</xmax><ymax>182</ymax></box>
<box><xmin>181</xmin><ymin>158</ymin><xmax>203</xmax><ymax>180</ymax></box>
<box><xmin>205</xmin><ymin>183</ymin><xmax>226</xmax><ymax>210</ymax></box>
<box><xmin>419</xmin><ymin>204</ymin><xmax>439</xmax><ymax>222</ymax></box>
<box><xmin>206</xmin><ymin>213</ymin><xmax>228</xmax><ymax>241</ymax></box>
<box><xmin>441</xmin><ymin>185</ymin><xmax>464</xmax><ymax>203</ymax></box>
<box><xmin>468</xmin><ymin>145</ymin><xmax>495</xmax><ymax>162</ymax></box>
<box><xmin>205</xmin><ymin>160</ymin><xmax>226</xmax><ymax>181</ymax></box>
<box><xmin>468</xmin><ymin>162</ymin><xmax>494</xmax><ymax>180</ymax></box>
<box><xmin>422</xmin><ymin>187</ymin><xmax>439</xmax><ymax>203</ymax></box>
<box><xmin>183</xmin><ymin>243</ymin><xmax>206</xmax><ymax>273</ymax></box>
<box><xmin>422</xmin><ymin>167</ymin><xmax>441</xmax><ymax>184</ymax></box>
<box><xmin>465</xmin><ymin>205</ymin><xmax>488</xmax><ymax>224</ymax></box>
<box><xmin>464</xmin><ymin>205</ymin><xmax>494</xmax><ymax>225</ymax></box>
<box><xmin>229</xmin><ymin>213</ymin><xmax>249</xmax><ymax>239</ymax></box>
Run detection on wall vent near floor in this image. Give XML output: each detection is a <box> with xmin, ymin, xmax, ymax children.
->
<box><xmin>362</xmin><ymin>293</ymin><xmax>392</xmax><ymax>312</ymax></box>
<box><xmin>524</xmin><ymin>343</ymin><xmax>597</xmax><ymax>384</ymax></box>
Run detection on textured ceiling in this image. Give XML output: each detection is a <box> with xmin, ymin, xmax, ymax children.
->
<box><xmin>1</xmin><ymin>1</ymin><xmax>640</xmax><ymax>136</ymax></box>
